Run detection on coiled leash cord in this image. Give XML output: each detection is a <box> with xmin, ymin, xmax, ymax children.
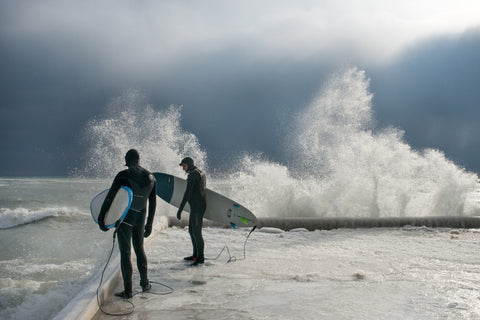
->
<box><xmin>209</xmin><ymin>226</ymin><xmax>256</xmax><ymax>263</ymax></box>
<box><xmin>96</xmin><ymin>225</ymin><xmax>256</xmax><ymax>316</ymax></box>
<box><xmin>96</xmin><ymin>226</ymin><xmax>173</xmax><ymax>317</ymax></box>
<box><xmin>96</xmin><ymin>228</ymin><xmax>134</xmax><ymax>316</ymax></box>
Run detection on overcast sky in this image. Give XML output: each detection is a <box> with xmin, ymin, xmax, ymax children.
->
<box><xmin>1</xmin><ymin>0</ymin><xmax>479</xmax><ymax>176</ymax></box>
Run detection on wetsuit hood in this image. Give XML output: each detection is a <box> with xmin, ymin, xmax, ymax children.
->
<box><xmin>179</xmin><ymin>157</ymin><xmax>195</xmax><ymax>171</ymax></box>
<box><xmin>125</xmin><ymin>149</ymin><xmax>140</xmax><ymax>167</ymax></box>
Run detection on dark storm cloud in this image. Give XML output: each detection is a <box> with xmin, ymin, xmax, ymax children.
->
<box><xmin>1</xmin><ymin>0</ymin><xmax>480</xmax><ymax>175</ymax></box>
<box><xmin>370</xmin><ymin>28</ymin><xmax>480</xmax><ymax>172</ymax></box>
<box><xmin>0</xmin><ymin>32</ymin><xmax>114</xmax><ymax>175</ymax></box>
<box><xmin>0</xmin><ymin>23</ymin><xmax>329</xmax><ymax>175</ymax></box>
<box><xmin>141</xmin><ymin>53</ymin><xmax>333</xmax><ymax>164</ymax></box>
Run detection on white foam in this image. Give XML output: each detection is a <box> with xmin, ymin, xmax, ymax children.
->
<box><xmin>0</xmin><ymin>207</ymin><xmax>79</xmax><ymax>229</ymax></box>
<box><xmin>78</xmin><ymin>90</ymin><xmax>207</xmax><ymax>178</ymax></box>
<box><xmin>2</xmin><ymin>279</ymin><xmax>87</xmax><ymax>320</ymax></box>
<box><xmin>4</xmin><ymin>259</ymin><xmax>95</xmax><ymax>278</ymax></box>
<box><xmin>77</xmin><ymin>72</ymin><xmax>480</xmax><ymax>219</ymax></box>
<box><xmin>216</xmin><ymin>68</ymin><xmax>480</xmax><ymax>218</ymax></box>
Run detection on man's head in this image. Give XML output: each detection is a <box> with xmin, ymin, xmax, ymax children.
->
<box><xmin>125</xmin><ymin>149</ymin><xmax>140</xmax><ymax>167</ymax></box>
<box><xmin>179</xmin><ymin>157</ymin><xmax>194</xmax><ymax>172</ymax></box>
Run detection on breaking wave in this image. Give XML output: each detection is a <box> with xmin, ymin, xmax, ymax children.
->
<box><xmin>223</xmin><ymin>68</ymin><xmax>479</xmax><ymax>217</ymax></box>
<box><xmin>0</xmin><ymin>207</ymin><xmax>81</xmax><ymax>229</ymax></box>
<box><xmin>78</xmin><ymin>71</ymin><xmax>479</xmax><ymax>217</ymax></box>
<box><xmin>78</xmin><ymin>90</ymin><xmax>207</xmax><ymax>178</ymax></box>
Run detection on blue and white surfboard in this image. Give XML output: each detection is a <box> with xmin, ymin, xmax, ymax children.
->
<box><xmin>154</xmin><ymin>172</ymin><xmax>257</xmax><ymax>228</ymax></box>
<box><xmin>90</xmin><ymin>186</ymin><xmax>133</xmax><ymax>229</ymax></box>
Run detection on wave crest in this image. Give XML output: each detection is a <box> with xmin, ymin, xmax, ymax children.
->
<box><xmin>0</xmin><ymin>207</ymin><xmax>80</xmax><ymax>229</ymax></box>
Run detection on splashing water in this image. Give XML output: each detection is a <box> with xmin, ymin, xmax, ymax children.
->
<box><xmin>224</xmin><ymin>68</ymin><xmax>479</xmax><ymax>218</ymax></box>
<box><xmin>79</xmin><ymin>90</ymin><xmax>207</xmax><ymax>178</ymax></box>
<box><xmin>78</xmin><ymin>72</ymin><xmax>479</xmax><ymax>218</ymax></box>
<box><xmin>227</xmin><ymin>155</ymin><xmax>326</xmax><ymax>218</ymax></box>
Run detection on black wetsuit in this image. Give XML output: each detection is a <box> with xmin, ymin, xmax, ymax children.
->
<box><xmin>178</xmin><ymin>166</ymin><xmax>207</xmax><ymax>261</ymax></box>
<box><xmin>99</xmin><ymin>166</ymin><xmax>156</xmax><ymax>293</ymax></box>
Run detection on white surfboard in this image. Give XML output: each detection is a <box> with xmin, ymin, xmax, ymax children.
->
<box><xmin>90</xmin><ymin>186</ymin><xmax>133</xmax><ymax>229</ymax></box>
<box><xmin>153</xmin><ymin>172</ymin><xmax>257</xmax><ymax>228</ymax></box>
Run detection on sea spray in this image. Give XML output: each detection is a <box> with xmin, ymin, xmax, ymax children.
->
<box><xmin>223</xmin><ymin>154</ymin><xmax>321</xmax><ymax>218</ymax></box>
<box><xmin>223</xmin><ymin>68</ymin><xmax>479</xmax><ymax>217</ymax></box>
<box><xmin>77</xmin><ymin>72</ymin><xmax>479</xmax><ymax>218</ymax></box>
<box><xmin>79</xmin><ymin>90</ymin><xmax>207</xmax><ymax>178</ymax></box>
<box><xmin>297</xmin><ymin>68</ymin><xmax>478</xmax><ymax>217</ymax></box>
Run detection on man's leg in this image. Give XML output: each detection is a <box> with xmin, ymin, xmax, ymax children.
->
<box><xmin>190</xmin><ymin>208</ymin><xmax>205</xmax><ymax>263</ymax></box>
<box><xmin>188</xmin><ymin>213</ymin><xmax>198</xmax><ymax>258</ymax></box>
<box><xmin>132</xmin><ymin>213</ymin><xmax>149</xmax><ymax>290</ymax></box>
<box><xmin>117</xmin><ymin>223</ymin><xmax>133</xmax><ymax>296</ymax></box>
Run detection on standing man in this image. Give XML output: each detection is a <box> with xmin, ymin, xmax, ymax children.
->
<box><xmin>98</xmin><ymin>149</ymin><xmax>157</xmax><ymax>298</ymax></box>
<box><xmin>177</xmin><ymin>157</ymin><xmax>207</xmax><ymax>266</ymax></box>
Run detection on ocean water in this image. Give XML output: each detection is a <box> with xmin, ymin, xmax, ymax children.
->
<box><xmin>2</xmin><ymin>68</ymin><xmax>480</xmax><ymax>319</ymax></box>
<box><xmin>0</xmin><ymin>178</ymin><xmax>109</xmax><ymax>319</ymax></box>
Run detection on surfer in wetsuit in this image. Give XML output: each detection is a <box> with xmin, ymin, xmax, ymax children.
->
<box><xmin>98</xmin><ymin>149</ymin><xmax>157</xmax><ymax>299</ymax></box>
<box><xmin>177</xmin><ymin>157</ymin><xmax>207</xmax><ymax>266</ymax></box>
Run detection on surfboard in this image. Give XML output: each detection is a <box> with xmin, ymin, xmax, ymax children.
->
<box><xmin>90</xmin><ymin>186</ymin><xmax>133</xmax><ymax>229</ymax></box>
<box><xmin>153</xmin><ymin>172</ymin><xmax>257</xmax><ymax>228</ymax></box>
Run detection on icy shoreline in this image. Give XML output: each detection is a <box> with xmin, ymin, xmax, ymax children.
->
<box><xmin>57</xmin><ymin>217</ymin><xmax>480</xmax><ymax>320</ymax></box>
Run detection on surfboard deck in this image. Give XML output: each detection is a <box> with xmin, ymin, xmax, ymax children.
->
<box><xmin>90</xmin><ymin>186</ymin><xmax>133</xmax><ymax>229</ymax></box>
<box><xmin>153</xmin><ymin>172</ymin><xmax>257</xmax><ymax>228</ymax></box>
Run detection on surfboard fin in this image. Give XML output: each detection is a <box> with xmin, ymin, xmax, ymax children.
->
<box><xmin>230</xmin><ymin>222</ymin><xmax>237</xmax><ymax>229</ymax></box>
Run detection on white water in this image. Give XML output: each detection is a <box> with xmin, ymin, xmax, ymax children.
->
<box><xmin>79</xmin><ymin>69</ymin><xmax>479</xmax><ymax>219</ymax></box>
<box><xmin>2</xmin><ymin>68</ymin><xmax>480</xmax><ymax>319</ymax></box>
<box><xmin>0</xmin><ymin>178</ymin><xmax>117</xmax><ymax>319</ymax></box>
<box><xmin>218</xmin><ymin>68</ymin><xmax>480</xmax><ymax>218</ymax></box>
<box><xmin>78</xmin><ymin>91</ymin><xmax>207</xmax><ymax>177</ymax></box>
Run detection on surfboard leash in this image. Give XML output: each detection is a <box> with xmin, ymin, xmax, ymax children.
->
<box><xmin>96</xmin><ymin>227</ymin><xmax>135</xmax><ymax>317</ymax></box>
<box><xmin>141</xmin><ymin>281</ymin><xmax>174</xmax><ymax>296</ymax></box>
<box><xmin>209</xmin><ymin>225</ymin><xmax>257</xmax><ymax>263</ymax></box>
<box><xmin>96</xmin><ymin>224</ymin><xmax>174</xmax><ymax>316</ymax></box>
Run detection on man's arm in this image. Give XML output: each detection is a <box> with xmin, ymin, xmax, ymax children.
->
<box><xmin>144</xmin><ymin>180</ymin><xmax>157</xmax><ymax>237</ymax></box>
<box><xmin>177</xmin><ymin>172</ymin><xmax>195</xmax><ymax>219</ymax></box>
<box><xmin>98</xmin><ymin>173</ymin><xmax>122</xmax><ymax>231</ymax></box>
